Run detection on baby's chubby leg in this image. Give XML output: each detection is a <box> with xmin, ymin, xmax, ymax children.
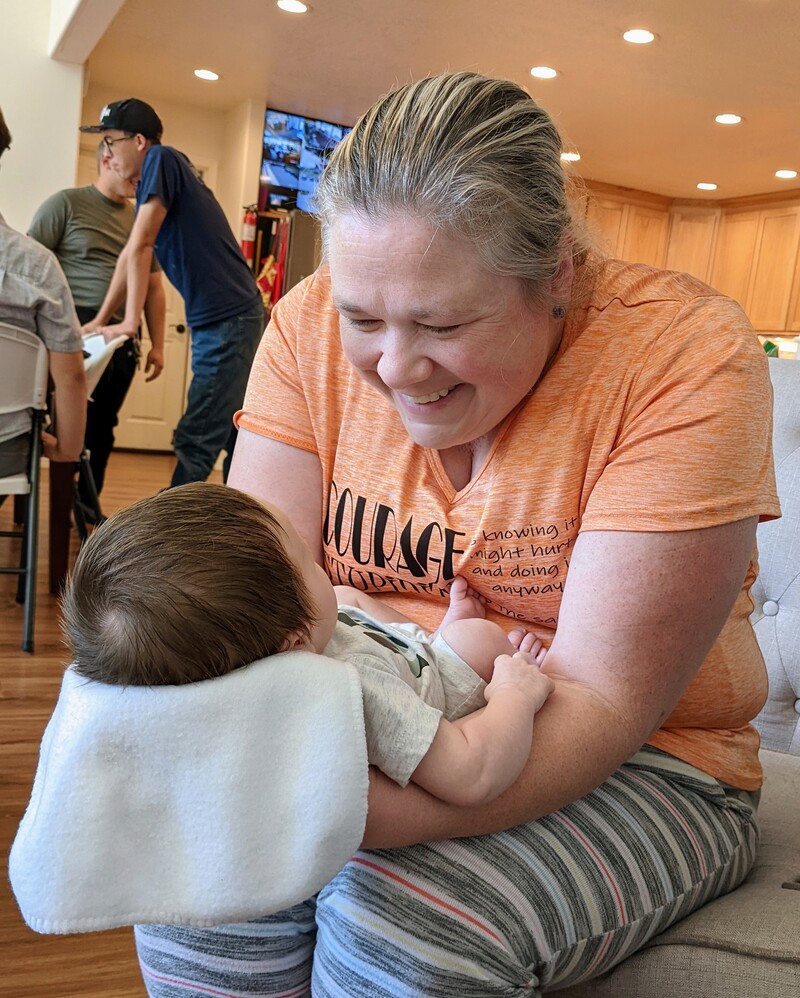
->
<box><xmin>438</xmin><ymin>577</ymin><xmax>545</xmax><ymax>683</ymax></box>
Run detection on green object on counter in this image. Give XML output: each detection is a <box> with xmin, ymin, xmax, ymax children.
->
<box><xmin>762</xmin><ymin>340</ymin><xmax>779</xmax><ymax>356</ymax></box>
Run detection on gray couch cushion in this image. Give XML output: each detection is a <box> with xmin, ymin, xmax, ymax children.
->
<box><xmin>552</xmin><ymin>754</ymin><xmax>800</xmax><ymax>996</ymax></box>
<box><xmin>750</xmin><ymin>358</ymin><xmax>800</xmax><ymax>754</ymax></box>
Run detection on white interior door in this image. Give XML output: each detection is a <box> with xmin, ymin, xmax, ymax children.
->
<box><xmin>114</xmin><ymin>282</ymin><xmax>191</xmax><ymax>450</ymax></box>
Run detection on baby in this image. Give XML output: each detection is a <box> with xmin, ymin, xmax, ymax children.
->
<box><xmin>62</xmin><ymin>482</ymin><xmax>553</xmax><ymax>805</ymax></box>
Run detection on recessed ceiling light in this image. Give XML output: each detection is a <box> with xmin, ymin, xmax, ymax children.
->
<box><xmin>194</xmin><ymin>69</ymin><xmax>219</xmax><ymax>81</ymax></box>
<box><xmin>715</xmin><ymin>113</ymin><xmax>742</xmax><ymax>125</ymax></box>
<box><xmin>775</xmin><ymin>169</ymin><xmax>798</xmax><ymax>179</ymax></box>
<box><xmin>277</xmin><ymin>0</ymin><xmax>308</xmax><ymax>12</ymax></box>
<box><xmin>530</xmin><ymin>66</ymin><xmax>558</xmax><ymax>79</ymax></box>
<box><xmin>623</xmin><ymin>28</ymin><xmax>655</xmax><ymax>44</ymax></box>
<box><xmin>697</xmin><ymin>183</ymin><xmax>718</xmax><ymax>191</ymax></box>
<box><xmin>561</xmin><ymin>151</ymin><xmax>581</xmax><ymax>162</ymax></box>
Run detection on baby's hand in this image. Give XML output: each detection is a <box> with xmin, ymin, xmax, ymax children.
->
<box><xmin>508</xmin><ymin>628</ymin><xmax>547</xmax><ymax>666</ymax></box>
<box><xmin>485</xmin><ymin>651</ymin><xmax>554</xmax><ymax>712</ymax></box>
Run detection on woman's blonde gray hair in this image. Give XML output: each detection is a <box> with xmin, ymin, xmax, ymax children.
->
<box><xmin>315</xmin><ymin>71</ymin><xmax>591</xmax><ymax>307</ymax></box>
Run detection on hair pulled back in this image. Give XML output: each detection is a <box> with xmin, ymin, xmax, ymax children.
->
<box><xmin>316</xmin><ymin>71</ymin><xmax>589</xmax><ymax>307</ymax></box>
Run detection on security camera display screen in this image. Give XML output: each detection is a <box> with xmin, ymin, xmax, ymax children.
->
<box><xmin>260</xmin><ymin>108</ymin><xmax>351</xmax><ymax>212</ymax></box>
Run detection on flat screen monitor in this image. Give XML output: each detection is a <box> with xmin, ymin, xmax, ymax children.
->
<box><xmin>260</xmin><ymin>108</ymin><xmax>351</xmax><ymax>213</ymax></box>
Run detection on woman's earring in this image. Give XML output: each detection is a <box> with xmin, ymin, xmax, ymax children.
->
<box><xmin>552</xmin><ymin>305</ymin><xmax>566</xmax><ymax>319</ymax></box>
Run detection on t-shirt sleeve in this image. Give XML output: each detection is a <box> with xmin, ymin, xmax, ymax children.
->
<box><xmin>235</xmin><ymin>272</ymin><xmax>332</xmax><ymax>454</ymax></box>
<box><xmin>35</xmin><ymin>253</ymin><xmax>82</xmax><ymax>352</ymax></box>
<box><xmin>27</xmin><ymin>191</ymin><xmax>69</xmax><ymax>251</ymax></box>
<box><xmin>355</xmin><ymin>653</ymin><xmax>443</xmax><ymax>787</ymax></box>
<box><xmin>137</xmin><ymin>146</ymin><xmax>182</xmax><ymax>213</ymax></box>
<box><xmin>581</xmin><ymin>294</ymin><xmax>779</xmax><ymax>531</ymax></box>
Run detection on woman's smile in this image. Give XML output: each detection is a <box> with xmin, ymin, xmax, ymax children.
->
<box><xmin>329</xmin><ymin>211</ymin><xmax>560</xmax><ymax>452</ymax></box>
<box><xmin>402</xmin><ymin>383</ymin><xmax>461</xmax><ymax>406</ymax></box>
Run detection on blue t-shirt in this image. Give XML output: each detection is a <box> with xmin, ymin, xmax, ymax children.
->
<box><xmin>136</xmin><ymin>145</ymin><xmax>260</xmax><ymax>328</ymax></box>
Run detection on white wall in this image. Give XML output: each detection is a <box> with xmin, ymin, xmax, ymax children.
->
<box><xmin>82</xmin><ymin>83</ymin><xmax>226</xmax><ymax>178</ymax></box>
<box><xmin>217</xmin><ymin>98</ymin><xmax>265</xmax><ymax>239</ymax></box>
<box><xmin>0</xmin><ymin>0</ymin><xmax>84</xmax><ymax>232</ymax></box>
<box><xmin>0</xmin><ymin>2</ymin><xmax>264</xmax><ymax>247</ymax></box>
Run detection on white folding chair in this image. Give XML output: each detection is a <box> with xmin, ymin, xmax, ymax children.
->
<box><xmin>0</xmin><ymin>323</ymin><xmax>50</xmax><ymax>652</ymax></box>
<box><xmin>81</xmin><ymin>331</ymin><xmax>129</xmax><ymax>395</ymax></box>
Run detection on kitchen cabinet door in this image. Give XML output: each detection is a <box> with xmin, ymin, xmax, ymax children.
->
<box><xmin>709</xmin><ymin>211</ymin><xmax>760</xmax><ymax>308</ymax></box>
<box><xmin>621</xmin><ymin>205</ymin><xmax>669</xmax><ymax>268</ymax></box>
<box><xmin>665</xmin><ymin>208</ymin><xmax>720</xmax><ymax>283</ymax></box>
<box><xmin>586</xmin><ymin>198</ymin><xmax>627</xmax><ymax>256</ymax></box>
<box><xmin>747</xmin><ymin>206</ymin><xmax>800</xmax><ymax>331</ymax></box>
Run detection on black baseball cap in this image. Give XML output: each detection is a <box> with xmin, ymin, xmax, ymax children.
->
<box><xmin>80</xmin><ymin>98</ymin><xmax>163</xmax><ymax>141</ymax></box>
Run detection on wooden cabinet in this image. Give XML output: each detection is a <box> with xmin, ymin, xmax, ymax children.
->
<box><xmin>585</xmin><ymin>180</ymin><xmax>800</xmax><ymax>335</ymax></box>
<box><xmin>787</xmin><ymin>242</ymin><xmax>800</xmax><ymax>332</ymax></box>
<box><xmin>665</xmin><ymin>208</ymin><xmax>720</xmax><ymax>282</ymax></box>
<box><xmin>709</xmin><ymin>211</ymin><xmax>761</xmax><ymax>307</ymax></box>
<box><xmin>709</xmin><ymin>206</ymin><xmax>800</xmax><ymax>330</ymax></box>
<box><xmin>585</xmin><ymin>198</ymin><xmax>627</xmax><ymax>256</ymax></box>
<box><xmin>747</xmin><ymin>207</ymin><xmax>800</xmax><ymax>330</ymax></box>
<box><xmin>621</xmin><ymin>205</ymin><xmax>669</xmax><ymax>268</ymax></box>
<box><xmin>585</xmin><ymin>197</ymin><xmax>668</xmax><ymax>267</ymax></box>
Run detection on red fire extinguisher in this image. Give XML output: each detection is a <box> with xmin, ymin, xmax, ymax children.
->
<box><xmin>241</xmin><ymin>206</ymin><xmax>257</xmax><ymax>270</ymax></box>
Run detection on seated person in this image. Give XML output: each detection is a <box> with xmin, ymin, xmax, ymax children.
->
<box><xmin>61</xmin><ymin>481</ymin><xmax>554</xmax><ymax>804</ymax></box>
<box><xmin>0</xmin><ymin>107</ymin><xmax>86</xmax><ymax>478</ymax></box>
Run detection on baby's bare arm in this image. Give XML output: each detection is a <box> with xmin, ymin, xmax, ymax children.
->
<box><xmin>410</xmin><ymin>651</ymin><xmax>554</xmax><ymax>806</ymax></box>
<box><xmin>333</xmin><ymin>586</ymin><xmax>418</xmax><ymax>626</ymax></box>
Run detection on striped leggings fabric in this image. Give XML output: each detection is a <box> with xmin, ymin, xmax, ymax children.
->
<box><xmin>134</xmin><ymin>747</ymin><xmax>759</xmax><ymax>997</ymax></box>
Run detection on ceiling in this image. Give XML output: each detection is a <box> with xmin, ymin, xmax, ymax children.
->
<box><xmin>86</xmin><ymin>0</ymin><xmax>800</xmax><ymax>201</ymax></box>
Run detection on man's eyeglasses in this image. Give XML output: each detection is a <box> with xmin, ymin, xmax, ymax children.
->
<box><xmin>102</xmin><ymin>135</ymin><xmax>134</xmax><ymax>152</ymax></box>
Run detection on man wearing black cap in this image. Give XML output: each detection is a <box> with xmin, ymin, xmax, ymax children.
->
<box><xmin>80</xmin><ymin>98</ymin><xmax>266</xmax><ymax>486</ymax></box>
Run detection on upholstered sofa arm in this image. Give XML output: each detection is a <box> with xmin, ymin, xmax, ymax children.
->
<box><xmin>751</xmin><ymin>358</ymin><xmax>800</xmax><ymax>756</ymax></box>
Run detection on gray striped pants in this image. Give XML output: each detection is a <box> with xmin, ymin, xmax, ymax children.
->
<box><xmin>134</xmin><ymin>748</ymin><xmax>759</xmax><ymax>996</ymax></box>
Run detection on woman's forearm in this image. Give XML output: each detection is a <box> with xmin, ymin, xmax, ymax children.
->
<box><xmin>362</xmin><ymin>678</ymin><xmax>641</xmax><ymax>847</ymax></box>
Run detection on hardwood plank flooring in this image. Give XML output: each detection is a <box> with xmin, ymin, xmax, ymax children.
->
<box><xmin>1</xmin><ymin>451</ymin><xmax>222</xmax><ymax>998</ymax></box>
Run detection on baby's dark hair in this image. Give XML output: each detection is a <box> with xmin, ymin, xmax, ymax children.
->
<box><xmin>61</xmin><ymin>483</ymin><xmax>318</xmax><ymax>686</ymax></box>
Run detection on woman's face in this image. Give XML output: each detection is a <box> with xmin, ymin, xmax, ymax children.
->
<box><xmin>329</xmin><ymin>212</ymin><xmax>562</xmax><ymax>452</ymax></box>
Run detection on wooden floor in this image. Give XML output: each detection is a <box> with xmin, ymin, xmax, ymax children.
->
<box><xmin>1</xmin><ymin>451</ymin><xmax>222</xmax><ymax>998</ymax></box>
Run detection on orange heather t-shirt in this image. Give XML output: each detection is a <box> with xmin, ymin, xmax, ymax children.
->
<box><xmin>238</xmin><ymin>258</ymin><xmax>780</xmax><ymax>790</ymax></box>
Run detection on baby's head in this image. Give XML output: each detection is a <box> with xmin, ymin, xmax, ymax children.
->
<box><xmin>61</xmin><ymin>483</ymin><xmax>338</xmax><ymax>686</ymax></box>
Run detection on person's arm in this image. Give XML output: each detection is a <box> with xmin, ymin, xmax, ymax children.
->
<box><xmin>411</xmin><ymin>650</ymin><xmax>554</xmax><ymax>805</ymax></box>
<box><xmin>227</xmin><ymin>429</ymin><xmax>325</xmax><ymax>560</ymax></box>
<box><xmin>27</xmin><ymin>192</ymin><xmax>68</xmax><ymax>252</ymax></box>
<box><xmin>81</xmin><ymin>242</ymin><xmax>129</xmax><ymax>334</ymax></box>
<box><xmin>42</xmin><ymin>350</ymin><xmax>88</xmax><ymax>462</ymax></box>
<box><xmin>84</xmin><ymin>197</ymin><xmax>166</xmax><ymax>339</ymax></box>
<box><xmin>142</xmin><ymin>270</ymin><xmax>166</xmax><ymax>381</ymax></box>
<box><xmin>362</xmin><ymin>517</ymin><xmax>758</xmax><ymax>846</ymax></box>
<box><xmin>226</xmin><ymin>429</ymin><xmax>758</xmax><ymax>844</ymax></box>
<box><xmin>334</xmin><ymin>585</ymin><xmax>419</xmax><ymax>625</ymax></box>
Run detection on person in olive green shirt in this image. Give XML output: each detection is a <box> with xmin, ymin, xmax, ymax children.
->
<box><xmin>28</xmin><ymin>144</ymin><xmax>165</xmax><ymax>499</ymax></box>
